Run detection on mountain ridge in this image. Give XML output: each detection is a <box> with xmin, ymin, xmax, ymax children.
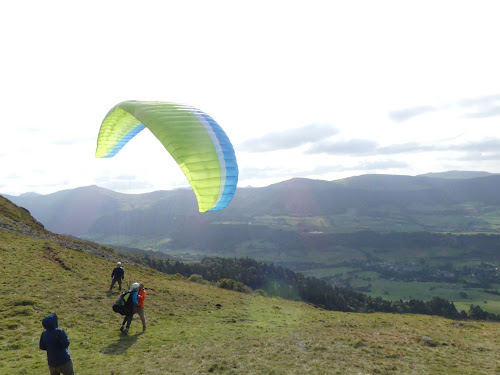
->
<box><xmin>5</xmin><ymin>171</ymin><xmax>500</xmax><ymax>244</ymax></box>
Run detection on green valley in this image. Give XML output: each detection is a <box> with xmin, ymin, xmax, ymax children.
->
<box><xmin>1</xmin><ymin>195</ymin><xmax>500</xmax><ymax>374</ymax></box>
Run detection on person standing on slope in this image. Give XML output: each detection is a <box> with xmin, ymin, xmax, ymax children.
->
<box><xmin>136</xmin><ymin>283</ymin><xmax>147</xmax><ymax>332</ymax></box>
<box><xmin>120</xmin><ymin>282</ymin><xmax>140</xmax><ymax>335</ymax></box>
<box><xmin>39</xmin><ymin>313</ymin><xmax>74</xmax><ymax>375</ymax></box>
<box><xmin>110</xmin><ymin>262</ymin><xmax>125</xmax><ymax>291</ymax></box>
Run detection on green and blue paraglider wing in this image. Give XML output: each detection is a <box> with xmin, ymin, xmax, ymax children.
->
<box><xmin>95</xmin><ymin>101</ymin><xmax>238</xmax><ymax>212</ymax></box>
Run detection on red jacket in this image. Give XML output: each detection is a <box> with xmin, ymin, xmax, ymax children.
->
<box><xmin>138</xmin><ymin>289</ymin><xmax>146</xmax><ymax>308</ymax></box>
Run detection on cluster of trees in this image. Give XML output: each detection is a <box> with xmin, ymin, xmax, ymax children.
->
<box><xmin>344</xmin><ymin>260</ymin><xmax>499</xmax><ymax>286</ymax></box>
<box><xmin>143</xmin><ymin>255</ymin><xmax>500</xmax><ymax>321</ymax></box>
<box><xmin>167</xmin><ymin>230</ymin><xmax>500</xmax><ymax>263</ymax></box>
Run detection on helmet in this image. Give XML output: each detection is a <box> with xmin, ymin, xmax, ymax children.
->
<box><xmin>131</xmin><ymin>282</ymin><xmax>140</xmax><ymax>290</ymax></box>
<box><xmin>117</xmin><ymin>262</ymin><xmax>121</xmax><ymax>266</ymax></box>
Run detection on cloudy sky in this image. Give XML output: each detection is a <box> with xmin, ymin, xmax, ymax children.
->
<box><xmin>2</xmin><ymin>1</ymin><xmax>500</xmax><ymax>196</ymax></box>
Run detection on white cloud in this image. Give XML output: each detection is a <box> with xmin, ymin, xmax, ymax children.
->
<box><xmin>239</xmin><ymin>124</ymin><xmax>338</xmax><ymax>152</ymax></box>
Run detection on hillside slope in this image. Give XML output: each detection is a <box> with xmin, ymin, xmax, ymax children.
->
<box><xmin>1</xmin><ymin>196</ymin><xmax>500</xmax><ymax>374</ymax></box>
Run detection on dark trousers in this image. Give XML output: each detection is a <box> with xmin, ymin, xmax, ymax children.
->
<box><xmin>49</xmin><ymin>359</ymin><xmax>74</xmax><ymax>375</ymax></box>
<box><xmin>110</xmin><ymin>278</ymin><xmax>122</xmax><ymax>290</ymax></box>
<box><xmin>122</xmin><ymin>312</ymin><xmax>133</xmax><ymax>329</ymax></box>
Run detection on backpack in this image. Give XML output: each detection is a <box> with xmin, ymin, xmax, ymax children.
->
<box><xmin>112</xmin><ymin>290</ymin><xmax>133</xmax><ymax>315</ymax></box>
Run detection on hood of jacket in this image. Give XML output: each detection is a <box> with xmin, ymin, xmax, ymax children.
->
<box><xmin>42</xmin><ymin>313</ymin><xmax>58</xmax><ymax>330</ymax></box>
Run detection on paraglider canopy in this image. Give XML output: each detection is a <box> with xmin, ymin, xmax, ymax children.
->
<box><xmin>96</xmin><ymin>101</ymin><xmax>238</xmax><ymax>212</ymax></box>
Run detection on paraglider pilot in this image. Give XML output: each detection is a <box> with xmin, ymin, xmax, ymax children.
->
<box><xmin>120</xmin><ymin>282</ymin><xmax>140</xmax><ymax>335</ymax></box>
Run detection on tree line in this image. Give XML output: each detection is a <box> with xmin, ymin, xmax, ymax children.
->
<box><xmin>142</xmin><ymin>255</ymin><xmax>500</xmax><ymax>322</ymax></box>
<box><xmin>339</xmin><ymin>259</ymin><xmax>499</xmax><ymax>287</ymax></box>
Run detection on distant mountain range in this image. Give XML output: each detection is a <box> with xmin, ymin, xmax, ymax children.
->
<box><xmin>4</xmin><ymin>171</ymin><xmax>500</xmax><ymax>259</ymax></box>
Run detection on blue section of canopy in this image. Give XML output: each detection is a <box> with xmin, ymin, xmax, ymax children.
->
<box><xmin>104</xmin><ymin>124</ymin><xmax>146</xmax><ymax>158</ymax></box>
<box><xmin>201</xmin><ymin>113</ymin><xmax>238</xmax><ymax>211</ymax></box>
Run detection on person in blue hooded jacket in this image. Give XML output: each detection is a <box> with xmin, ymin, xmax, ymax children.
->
<box><xmin>39</xmin><ymin>313</ymin><xmax>74</xmax><ymax>375</ymax></box>
<box><xmin>120</xmin><ymin>282</ymin><xmax>140</xmax><ymax>335</ymax></box>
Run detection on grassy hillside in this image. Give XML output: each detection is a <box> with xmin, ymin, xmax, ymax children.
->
<box><xmin>1</xmin><ymin>196</ymin><xmax>500</xmax><ymax>374</ymax></box>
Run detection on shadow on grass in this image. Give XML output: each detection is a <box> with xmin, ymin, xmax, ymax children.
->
<box><xmin>100</xmin><ymin>332</ymin><xmax>144</xmax><ymax>355</ymax></box>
